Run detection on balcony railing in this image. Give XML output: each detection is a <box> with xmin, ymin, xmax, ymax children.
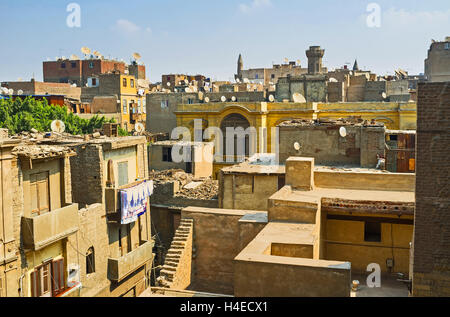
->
<box><xmin>107</xmin><ymin>240</ymin><xmax>154</xmax><ymax>282</ymax></box>
<box><xmin>21</xmin><ymin>203</ymin><xmax>79</xmax><ymax>251</ymax></box>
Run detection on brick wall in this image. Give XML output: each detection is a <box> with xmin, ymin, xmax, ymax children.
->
<box><xmin>70</xmin><ymin>144</ymin><xmax>104</xmax><ymax>206</ymax></box>
<box><xmin>412</xmin><ymin>82</ymin><xmax>450</xmax><ymax>296</ymax></box>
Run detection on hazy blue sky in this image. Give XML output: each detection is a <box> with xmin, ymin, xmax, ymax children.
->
<box><xmin>0</xmin><ymin>0</ymin><xmax>449</xmax><ymax>83</ymax></box>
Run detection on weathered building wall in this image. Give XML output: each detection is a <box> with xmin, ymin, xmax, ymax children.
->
<box><xmin>278</xmin><ymin>124</ymin><xmax>363</xmax><ymax>165</ymax></box>
<box><xmin>314</xmin><ymin>170</ymin><xmax>415</xmax><ymax>192</ymax></box>
<box><xmin>181</xmin><ymin>207</ymin><xmax>257</xmax><ymax>295</ymax></box>
<box><xmin>324</xmin><ymin>216</ymin><xmax>413</xmax><ymax>274</ymax></box>
<box><xmin>234</xmin><ymin>257</ymin><xmax>351</xmax><ymax>297</ymax></box>
<box><xmin>412</xmin><ymin>82</ymin><xmax>450</xmax><ymax>296</ymax></box>
<box><xmin>70</xmin><ymin>145</ymin><xmax>104</xmax><ymax>206</ymax></box>
<box><xmin>0</xmin><ymin>142</ymin><xmax>21</xmax><ymax>297</ymax></box>
<box><xmin>425</xmin><ymin>40</ymin><xmax>450</xmax><ymax>82</ymax></box>
<box><xmin>146</xmin><ymin>93</ymin><xmax>199</xmax><ymax>134</ymax></box>
<box><xmin>66</xmin><ymin>203</ymin><xmax>109</xmax><ymax>297</ymax></box>
<box><xmin>220</xmin><ymin>173</ymin><xmax>280</xmax><ymax>211</ymax></box>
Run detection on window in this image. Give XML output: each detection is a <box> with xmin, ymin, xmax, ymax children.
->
<box><xmin>92</xmin><ymin>78</ymin><xmax>97</xmax><ymax>86</ymax></box>
<box><xmin>89</xmin><ymin>62</ymin><xmax>94</xmax><ymax>69</ymax></box>
<box><xmin>122</xmin><ymin>99</ymin><xmax>127</xmax><ymax>114</ymax></box>
<box><xmin>123</xmin><ymin>78</ymin><xmax>127</xmax><ymax>87</ymax></box>
<box><xmin>71</xmin><ymin>62</ymin><xmax>76</xmax><ymax>68</ymax></box>
<box><xmin>364</xmin><ymin>222</ymin><xmax>381</xmax><ymax>242</ymax></box>
<box><xmin>86</xmin><ymin>247</ymin><xmax>95</xmax><ymax>274</ymax></box>
<box><xmin>187</xmin><ymin>98</ymin><xmax>194</xmax><ymax>104</ymax></box>
<box><xmin>143</xmin><ymin>100</ymin><xmax>146</xmax><ymax>113</ymax></box>
<box><xmin>162</xmin><ymin>147</ymin><xmax>173</xmax><ymax>162</ymax></box>
<box><xmin>30</xmin><ymin>259</ymin><xmax>64</xmax><ymax>297</ymax></box>
<box><xmin>130</xmin><ymin>79</ymin><xmax>134</xmax><ymax>88</ymax></box>
<box><xmin>271</xmin><ymin>74</ymin><xmax>275</xmax><ymax>79</ymax></box>
<box><xmin>61</xmin><ymin>63</ymin><xmax>66</xmax><ymax>69</ymax></box>
<box><xmin>161</xmin><ymin>100</ymin><xmax>169</xmax><ymax>109</ymax></box>
<box><xmin>30</xmin><ymin>172</ymin><xmax>50</xmax><ymax>216</ymax></box>
<box><xmin>118</xmin><ymin>161</ymin><xmax>129</xmax><ymax>187</ymax></box>
<box><xmin>137</xmin><ymin>100</ymin><xmax>141</xmax><ymax>113</ymax></box>
<box><xmin>445</xmin><ymin>43</ymin><xmax>450</xmax><ymax>50</ymax></box>
<box><xmin>255</xmin><ymin>74</ymin><xmax>259</xmax><ymax>79</ymax></box>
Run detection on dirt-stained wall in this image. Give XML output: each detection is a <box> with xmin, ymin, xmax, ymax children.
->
<box><xmin>181</xmin><ymin>207</ymin><xmax>266</xmax><ymax>295</ymax></box>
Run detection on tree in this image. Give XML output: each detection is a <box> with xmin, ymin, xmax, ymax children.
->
<box><xmin>0</xmin><ymin>96</ymin><xmax>114</xmax><ymax>135</ymax></box>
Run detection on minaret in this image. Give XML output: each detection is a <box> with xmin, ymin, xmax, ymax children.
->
<box><xmin>305</xmin><ymin>46</ymin><xmax>325</xmax><ymax>75</ymax></box>
<box><xmin>237</xmin><ymin>54</ymin><xmax>244</xmax><ymax>79</ymax></box>
<box><xmin>353</xmin><ymin>59</ymin><xmax>359</xmax><ymax>71</ymax></box>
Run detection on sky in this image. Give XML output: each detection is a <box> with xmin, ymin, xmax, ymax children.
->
<box><xmin>0</xmin><ymin>0</ymin><xmax>449</xmax><ymax>83</ymax></box>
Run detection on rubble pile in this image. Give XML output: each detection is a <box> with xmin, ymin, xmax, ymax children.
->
<box><xmin>278</xmin><ymin>116</ymin><xmax>384</xmax><ymax>127</ymax></box>
<box><xmin>149</xmin><ymin>169</ymin><xmax>218</xmax><ymax>200</ymax></box>
<box><xmin>178</xmin><ymin>179</ymin><xmax>218</xmax><ymax>200</ymax></box>
<box><xmin>12</xmin><ymin>144</ymin><xmax>76</xmax><ymax>159</ymax></box>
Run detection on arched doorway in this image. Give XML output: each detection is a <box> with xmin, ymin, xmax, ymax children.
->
<box><xmin>220</xmin><ymin>113</ymin><xmax>251</xmax><ymax>160</ymax></box>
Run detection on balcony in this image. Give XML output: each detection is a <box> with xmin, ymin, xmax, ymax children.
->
<box><xmin>21</xmin><ymin>203</ymin><xmax>79</xmax><ymax>251</ymax></box>
<box><xmin>107</xmin><ymin>240</ymin><xmax>154</xmax><ymax>282</ymax></box>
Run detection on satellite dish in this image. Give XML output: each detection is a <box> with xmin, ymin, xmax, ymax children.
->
<box><xmin>292</xmin><ymin>93</ymin><xmax>306</xmax><ymax>103</ymax></box>
<box><xmin>339</xmin><ymin>127</ymin><xmax>347</xmax><ymax>138</ymax></box>
<box><xmin>167</xmin><ymin>82</ymin><xmax>171</xmax><ymax>87</ymax></box>
<box><xmin>294</xmin><ymin>142</ymin><xmax>301</xmax><ymax>151</ymax></box>
<box><xmin>184</xmin><ymin>79</ymin><xmax>189</xmax><ymax>85</ymax></box>
<box><xmin>329</xmin><ymin>78</ymin><xmax>338</xmax><ymax>82</ymax></box>
<box><xmin>236</xmin><ymin>78</ymin><xmax>241</xmax><ymax>83</ymax></box>
<box><xmin>51</xmin><ymin>120</ymin><xmax>66</xmax><ymax>133</ymax></box>
<box><xmin>297</xmin><ymin>59</ymin><xmax>301</xmax><ymax>65</ymax></box>
<box><xmin>185</xmin><ymin>87</ymin><xmax>191</xmax><ymax>93</ymax></box>
<box><xmin>381</xmin><ymin>92</ymin><xmax>387</xmax><ymax>99</ymax></box>
<box><xmin>204</xmin><ymin>97</ymin><xmax>210</xmax><ymax>103</ymax></box>
<box><xmin>133</xmin><ymin>52</ymin><xmax>142</xmax><ymax>60</ymax></box>
<box><xmin>72</xmin><ymin>83</ymin><xmax>77</xmax><ymax>87</ymax></box>
<box><xmin>93</xmin><ymin>51</ymin><xmax>101</xmax><ymax>58</ymax></box>
<box><xmin>17</xmin><ymin>90</ymin><xmax>23</xmax><ymax>95</ymax></box>
<box><xmin>70</xmin><ymin>54</ymin><xmax>80</xmax><ymax>60</ymax></box>
<box><xmin>269</xmin><ymin>94</ymin><xmax>275</xmax><ymax>102</ymax></box>
<box><xmin>284</xmin><ymin>58</ymin><xmax>289</xmax><ymax>64</ymax></box>
<box><xmin>135</xmin><ymin>123</ymin><xmax>145</xmax><ymax>133</ymax></box>
<box><xmin>221</xmin><ymin>96</ymin><xmax>226</xmax><ymax>102</ymax></box>
<box><xmin>243</xmin><ymin>78</ymin><xmax>249</xmax><ymax>83</ymax></box>
<box><xmin>1</xmin><ymin>87</ymin><xmax>8</xmax><ymax>94</ymax></box>
<box><xmin>81</xmin><ymin>46</ymin><xmax>91</xmax><ymax>55</ymax></box>
<box><xmin>8</xmin><ymin>89</ymin><xmax>13</xmax><ymax>95</ymax></box>
<box><xmin>231</xmin><ymin>96</ymin><xmax>236</xmax><ymax>102</ymax></box>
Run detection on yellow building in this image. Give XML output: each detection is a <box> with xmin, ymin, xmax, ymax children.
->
<box><xmin>175</xmin><ymin>101</ymin><xmax>417</xmax><ymax>177</ymax></box>
<box><xmin>119</xmin><ymin>75</ymin><xmax>148</xmax><ymax>132</ymax></box>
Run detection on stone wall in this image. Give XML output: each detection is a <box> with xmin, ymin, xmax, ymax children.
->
<box><xmin>412</xmin><ymin>82</ymin><xmax>450</xmax><ymax>296</ymax></box>
<box><xmin>181</xmin><ymin>207</ymin><xmax>257</xmax><ymax>295</ymax></box>
<box><xmin>70</xmin><ymin>144</ymin><xmax>104</xmax><ymax>206</ymax></box>
<box><xmin>66</xmin><ymin>203</ymin><xmax>110</xmax><ymax>297</ymax></box>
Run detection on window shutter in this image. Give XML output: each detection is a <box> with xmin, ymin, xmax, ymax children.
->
<box><xmin>58</xmin><ymin>259</ymin><xmax>65</xmax><ymax>291</ymax></box>
<box><xmin>51</xmin><ymin>259</ymin><xmax>65</xmax><ymax>296</ymax></box>
<box><xmin>30</xmin><ymin>272</ymin><xmax>36</xmax><ymax>297</ymax></box>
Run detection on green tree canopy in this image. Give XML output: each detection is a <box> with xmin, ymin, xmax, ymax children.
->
<box><xmin>0</xmin><ymin>96</ymin><xmax>114</xmax><ymax>135</ymax></box>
